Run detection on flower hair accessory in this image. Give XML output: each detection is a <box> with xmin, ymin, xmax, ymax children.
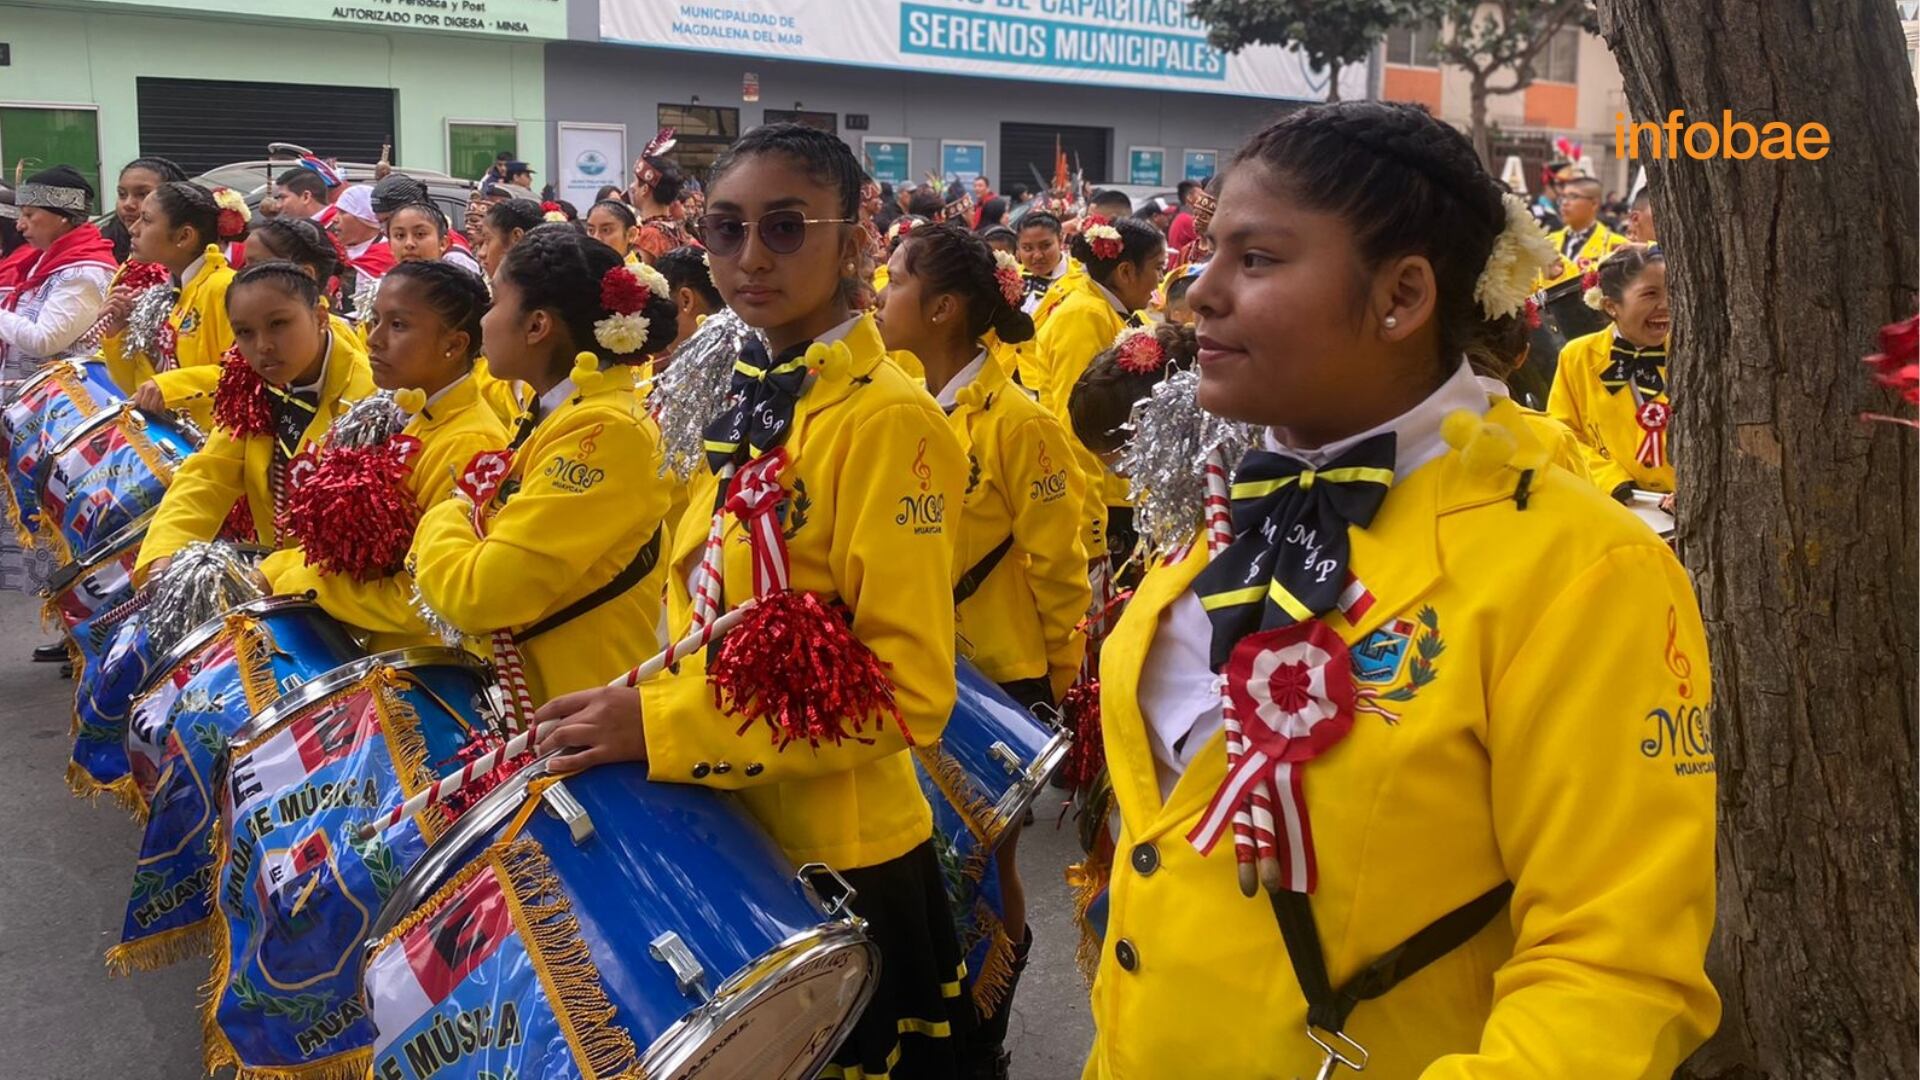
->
<box><xmin>1582</xmin><ymin>267</ymin><xmax>1607</xmax><ymax>311</ymax></box>
<box><xmin>1083</xmin><ymin>218</ymin><xmax>1123</xmax><ymax>261</ymax></box>
<box><xmin>887</xmin><ymin>217</ymin><xmax>916</xmax><ymax>243</ymax></box>
<box><xmin>212</xmin><ymin>187</ymin><xmax>251</xmax><ymax>241</ymax></box>
<box><xmin>992</xmin><ymin>250</ymin><xmax>1024</xmax><ymax>308</ymax></box>
<box><xmin>594</xmin><ymin>264</ymin><xmax>663</xmax><ymax>356</ymax></box>
<box><xmin>1473</xmin><ymin>193</ymin><xmax>1556</xmax><ymax>320</ymax></box>
<box><xmin>1112</xmin><ymin>324</ymin><xmax>1166</xmax><ymax>374</ymax></box>
<box><xmin>540</xmin><ymin>200</ymin><xmax>567</xmax><ymax>224</ymax></box>
<box><xmin>1523</xmin><ymin>296</ymin><xmax>1542</xmax><ymax>331</ymax></box>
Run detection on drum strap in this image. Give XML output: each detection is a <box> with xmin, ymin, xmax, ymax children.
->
<box><xmin>513</xmin><ymin>526</ymin><xmax>663</xmax><ymax>645</ymax></box>
<box><xmin>1267</xmin><ymin>880</ymin><xmax>1513</xmax><ymax>1037</ymax></box>
<box><xmin>952</xmin><ymin>535</ymin><xmax>1016</xmax><ymax>605</ymax></box>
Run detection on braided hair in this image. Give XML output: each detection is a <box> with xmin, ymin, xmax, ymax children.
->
<box><xmin>228</xmin><ymin>259</ymin><xmax>323</xmax><ymax>309</ymax></box>
<box><xmin>499</xmin><ymin>224</ymin><xmax>676</xmax><ymax>364</ymax></box>
<box><xmin>249</xmin><ymin>216</ymin><xmax>338</xmax><ymax>282</ymax></box>
<box><xmin>486</xmin><ymin>198</ymin><xmax>546</xmax><ymax>236</ymax></box>
<box><xmin>121</xmin><ymin>157</ymin><xmax>188</xmax><ymax>185</ymax></box>
<box><xmin>655</xmin><ymin>245</ymin><xmax>722</xmax><ymax>310</ymax></box>
<box><xmin>390</xmin><ymin>201</ymin><xmax>450</xmax><ymax>239</ymax></box>
<box><xmin>899</xmin><ymin>221</ymin><xmax>1034</xmax><ymax>346</ymax></box>
<box><xmin>1230</xmin><ymin>100</ymin><xmax>1509</xmax><ymax>367</ymax></box>
<box><xmin>381</xmin><ymin>261</ymin><xmax>490</xmax><ymax>359</ymax></box>
<box><xmin>589</xmin><ymin>199</ymin><xmax>637</xmax><ymax>228</ymax></box>
<box><xmin>1069</xmin><ymin>322</ymin><xmax>1200</xmax><ymax>453</ymax></box>
<box><xmin>1070</xmin><ymin>216</ymin><xmax>1164</xmax><ymax>288</ymax></box>
<box><xmin>710</xmin><ymin>123</ymin><xmax>862</xmax><ymax>220</ymax></box>
<box><xmin>150</xmin><ymin>182</ymin><xmax>222</xmax><ymax>251</ymax></box>
<box><xmin>1590</xmin><ymin>243</ymin><xmax>1665</xmax><ymax>311</ymax></box>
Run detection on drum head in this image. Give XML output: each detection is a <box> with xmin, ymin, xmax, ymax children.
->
<box><xmin>638</xmin><ymin>925</ymin><xmax>879</xmax><ymax>1080</ymax></box>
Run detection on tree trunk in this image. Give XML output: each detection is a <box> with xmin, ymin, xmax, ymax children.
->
<box><xmin>1327</xmin><ymin>60</ymin><xmax>1343</xmax><ymax>103</ymax></box>
<box><xmin>1468</xmin><ymin>73</ymin><xmax>1492</xmax><ymax>169</ymax></box>
<box><xmin>1596</xmin><ymin>2</ymin><xmax>1919</xmax><ymax>1077</ymax></box>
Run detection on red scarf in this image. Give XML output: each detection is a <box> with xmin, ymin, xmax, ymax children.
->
<box><xmin>2</xmin><ymin>224</ymin><xmax>116</xmax><ymax>312</ymax></box>
<box><xmin>0</xmin><ymin>245</ymin><xmax>36</xmax><ymax>295</ymax></box>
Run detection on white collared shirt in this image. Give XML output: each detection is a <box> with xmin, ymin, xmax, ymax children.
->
<box><xmin>1139</xmin><ymin>360</ymin><xmax>1487</xmax><ymax>797</ymax></box>
<box><xmin>933</xmin><ymin>350</ymin><xmax>987</xmax><ymax>410</ymax></box>
<box><xmin>815</xmin><ymin>313</ymin><xmax>860</xmax><ymax>347</ymax></box>
<box><xmin>534</xmin><ymin>376</ymin><xmax>576</xmax><ymax>418</ymax></box>
<box><xmin>414</xmin><ymin>372</ymin><xmax>472</xmax><ymax>418</ymax></box>
<box><xmin>1477</xmin><ymin>374</ymin><xmax>1512</xmax><ymax>402</ymax></box>
<box><xmin>179</xmin><ymin>253</ymin><xmax>208</xmax><ymax>288</ymax></box>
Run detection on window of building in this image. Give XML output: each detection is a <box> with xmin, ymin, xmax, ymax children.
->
<box><xmin>1385</xmin><ymin>22</ymin><xmax>1442</xmax><ymax>67</ymax></box>
<box><xmin>660</xmin><ymin>103</ymin><xmax>739</xmax><ymax>181</ymax></box>
<box><xmin>762</xmin><ymin>109</ymin><xmax>838</xmax><ymax>134</ymax></box>
<box><xmin>1537</xmin><ymin>27</ymin><xmax>1581</xmax><ymax>84</ymax></box>
<box><xmin>0</xmin><ymin>106</ymin><xmax>101</xmax><ymax>211</ymax></box>
<box><xmin>448</xmin><ymin>122</ymin><xmax>516</xmax><ymax>183</ymax></box>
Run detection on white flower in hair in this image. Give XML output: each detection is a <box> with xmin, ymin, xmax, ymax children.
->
<box><xmin>1583</xmin><ymin>285</ymin><xmax>1607</xmax><ymax>310</ymax></box>
<box><xmin>595</xmin><ymin>312</ymin><xmax>652</xmax><ymax>355</ymax></box>
<box><xmin>1474</xmin><ymin>193</ymin><xmax>1556</xmax><ymax>320</ymax></box>
<box><xmin>992</xmin><ymin>249</ymin><xmax>1024</xmax><ymax>307</ymax></box>
<box><xmin>212</xmin><ymin>186</ymin><xmax>252</xmax><ymax>224</ymax></box>
<box><xmin>633</xmin><ymin>262</ymin><xmax>671</xmax><ymax>299</ymax></box>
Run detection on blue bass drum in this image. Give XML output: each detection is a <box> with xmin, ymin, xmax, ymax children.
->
<box><xmin>361</xmin><ymin>758</ymin><xmax>880</xmax><ymax>1080</ymax></box>
<box><xmin>916</xmin><ymin>659</ymin><xmax>1071</xmax><ymax>855</ymax></box>
<box><xmin>36</xmin><ymin>403</ymin><xmax>198</xmax><ymax>566</ymax></box>
<box><xmin>1</xmin><ymin>358</ymin><xmax>122</xmax><ymax>542</ymax></box>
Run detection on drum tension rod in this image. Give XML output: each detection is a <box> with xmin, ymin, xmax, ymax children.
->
<box><xmin>990</xmin><ymin>741</ymin><xmax>1024</xmax><ymax>777</ymax></box>
<box><xmin>650</xmin><ymin>932</ymin><xmax>712</xmax><ymax>1002</ymax></box>
<box><xmin>540</xmin><ymin>780</ymin><xmax>597</xmax><ymax>845</ymax></box>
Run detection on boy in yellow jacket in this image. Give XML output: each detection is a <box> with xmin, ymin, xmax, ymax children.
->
<box><xmin>1535</xmin><ymin>176</ymin><xmax>1626</xmax><ymax>291</ymax></box>
<box><xmin>1082</xmin><ymin>102</ymin><xmax>1716</xmax><ymax>1079</ymax></box>
<box><xmin>262</xmin><ymin>261</ymin><xmax>507</xmax><ymax>653</ymax></box>
<box><xmin>1550</xmin><ymin>244</ymin><xmax>1674</xmax><ymax>497</ymax></box>
<box><xmin>137</xmin><ymin>261</ymin><xmax>373</xmax><ymax>580</ymax></box>
<box><xmin>409</xmin><ymin>227</ymin><xmax>675</xmax><ymax>703</ymax></box>
<box><xmin>531</xmin><ymin>124</ymin><xmax>972</xmax><ymax>1080</ymax></box>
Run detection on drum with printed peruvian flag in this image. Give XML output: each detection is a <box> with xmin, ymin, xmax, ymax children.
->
<box><xmin>203</xmin><ymin>648</ymin><xmax>498</xmax><ymax>1080</ymax></box>
<box><xmin>1</xmin><ymin>358</ymin><xmax>122</xmax><ymax>548</ymax></box>
<box><xmin>35</xmin><ymin>403</ymin><xmax>198</xmax><ymax>567</ymax></box>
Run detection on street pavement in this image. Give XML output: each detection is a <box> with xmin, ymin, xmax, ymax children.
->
<box><xmin>0</xmin><ymin>588</ymin><xmax>1096</xmax><ymax>1079</ymax></box>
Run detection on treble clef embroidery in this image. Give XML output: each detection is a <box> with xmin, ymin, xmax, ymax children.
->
<box><xmin>1664</xmin><ymin>605</ymin><xmax>1693</xmax><ymax>700</ymax></box>
<box><xmin>912</xmin><ymin>437</ymin><xmax>932</xmax><ymax>492</ymax></box>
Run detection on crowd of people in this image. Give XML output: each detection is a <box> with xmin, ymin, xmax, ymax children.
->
<box><xmin>0</xmin><ymin>98</ymin><xmax>1704</xmax><ymax>1080</ymax></box>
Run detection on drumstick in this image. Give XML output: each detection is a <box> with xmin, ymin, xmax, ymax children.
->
<box><xmin>1205</xmin><ymin>453</ymin><xmax>1272</xmax><ymax>897</ymax></box>
<box><xmin>357</xmin><ymin>598</ymin><xmax>759</xmax><ymax>839</ymax></box>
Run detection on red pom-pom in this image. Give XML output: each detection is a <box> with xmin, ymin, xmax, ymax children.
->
<box><xmin>600</xmin><ymin>266</ymin><xmax>651</xmax><ymax>315</ymax></box>
<box><xmin>120</xmin><ymin>261</ymin><xmax>170</xmax><ymax>291</ymax></box>
<box><xmin>1058</xmin><ymin>678</ymin><xmax>1105</xmax><ymax>792</ymax></box>
<box><xmin>440</xmin><ymin>732</ymin><xmax>536</xmax><ymax>822</ymax></box>
<box><xmin>278</xmin><ymin>436</ymin><xmax>422</xmax><ymax>581</ymax></box>
<box><xmin>708</xmin><ymin>590</ymin><xmax>904</xmax><ymax>750</ymax></box>
<box><xmin>217</xmin><ymin>207</ymin><xmax>247</xmax><ymax>240</ymax></box>
<box><xmin>217</xmin><ymin>497</ymin><xmax>257</xmax><ymax>543</ymax></box>
<box><xmin>211</xmin><ymin>345</ymin><xmax>273</xmax><ymax>436</ymax></box>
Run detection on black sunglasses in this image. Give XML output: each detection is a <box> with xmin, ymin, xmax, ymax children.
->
<box><xmin>698</xmin><ymin>210</ymin><xmax>854</xmax><ymax>257</ymax></box>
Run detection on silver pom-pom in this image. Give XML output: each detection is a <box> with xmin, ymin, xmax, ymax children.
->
<box><xmin>647</xmin><ymin>309</ymin><xmax>763</xmax><ymax>480</ymax></box>
<box><xmin>144</xmin><ymin>542</ymin><xmax>266</xmax><ymax>658</ymax></box>
<box><xmin>121</xmin><ymin>285</ymin><xmax>177</xmax><ymax>362</ymax></box>
<box><xmin>325</xmin><ymin>391</ymin><xmax>409</xmax><ymax>450</ymax></box>
<box><xmin>1115</xmin><ymin>369</ymin><xmax>1255</xmax><ymax>559</ymax></box>
<box><xmin>408</xmin><ymin>580</ymin><xmax>467</xmax><ymax>647</ymax></box>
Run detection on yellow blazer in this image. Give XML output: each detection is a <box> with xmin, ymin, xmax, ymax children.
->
<box><xmin>103</xmin><ymin>246</ymin><xmax>235</xmax><ymax>431</ymax></box>
<box><xmin>260</xmin><ymin>375</ymin><xmax>509</xmax><ymax>653</ymax></box>
<box><xmin>410</xmin><ymin>364</ymin><xmax>671</xmax><ymax>702</ymax></box>
<box><xmin>1548</xmin><ymin>328</ymin><xmax>1673</xmax><ymax>495</ymax></box>
<box><xmin>946</xmin><ymin>351</ymin><xmax>1090</xmax><ymax>701</ymax></box>
<box><xmin>1084</xmin><ymin>443</ymin><xmax>1718</xmax><ymax>1078</ymax></box>
<box><xmin>137</xmin><ymin>329</ymin><xmax>374</xmax><ymax>575</ymax></box>
<box><xmin>1537</xmin><ymin>222</ymin><xmax>1627</xmax><ymax>291</ymax></box>
<box><xmin>471</xmin><ymin>356</ymin><xmax>531</xmax><ymax>428</ymax></box>
<box><xmin>1036</xmin><ymin>284</ymin><xmax>1134</xmax><ymax>513</ymax></box>
<box><xmin>639</xmin><ymin>315</ymin><xmax>967</xmax><ymax>870</ymax></box>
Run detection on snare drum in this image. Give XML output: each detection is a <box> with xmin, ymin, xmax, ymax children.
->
<box><xmin>1</xmin><ymin>359</ymin><xmax>122</xmax><ymax>542</ymax></box>
<box><xmin>126</xmin><ymin>596</ymin><xmax>362</xmax><ymax>806</ymax></box>
<box><xmin>1628</xmin><ymin>489</ymin><xmax>1677</xmax><ymax>546</ymax></box>
<box><xmin>36</xmin><ymin>404</ymin><xmax>197</xmax><ymax>565</ymax></box>
<box><xmin>1524</xmin><ymin>278</ymin><xmax>1614</xmax><ymax>398</ymax></box>
<box><xmin>914</xmin><ymin>659</ymin><xmax>1071</xmax><ymax>857</ymax></box>
<box><xmin>202</xmin><ymin>649</ymin><xmax>499</xmax><ymax>1077</ymax></box>
<box><xmin>361</xmin><ymin>760</ymin><xmax>879</xmax><ymax>1080</ymax></box>
<box><xmin>44</xmin><ymin>511</ymin><xmax>150</xmax><ymax>635</ymax></box>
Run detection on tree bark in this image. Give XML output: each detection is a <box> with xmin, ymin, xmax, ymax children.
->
<box><xmin>1596</xmin><ymin>2</ymin><xmax>1919</xmax><ymax>1077</ymax></box>
<box><xmin>1469</xmin><ymin>73</ymin><xmax>1492</xmax><ymax>168</ymax></box>
<box><xmin>1327</xmin><ymin>60</ymin><xmax>1344</xmax><ymax>103</ymax></box>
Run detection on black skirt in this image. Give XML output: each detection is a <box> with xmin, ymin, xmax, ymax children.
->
<box><xmin>817</xmin><ymin>839</ymin><xmax>975</xmax><ymax>1080</ymax></box>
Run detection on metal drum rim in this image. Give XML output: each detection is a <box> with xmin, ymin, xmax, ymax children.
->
<box><xmin>134</xmin><ymin>593</ymin><xmax>320</xmax><ymax>697</ymax></box>
<box><xmin>637</xmin><ymin>921</ymin><xmax>882</xmax><ymax>1080</ymax></box>
<box><xmin>365</xmin><ymin>748</ymin><xmax>549</xmax><ymax>947</ymax></box>
<box><xmin>5</xmin><ymin>358</ymin><xmax>88</xmax><ymax>405</ymax></box>
<box><xmin>230</xmin><ymin>645</ymin><xmax>489</xmax><ymax>747</ymax></box>
<box><xmin>41</xmin><ymin>507</ymin><xmax>158</xmax><ymax>598</ymax></box>
<box><xmin>982</xmin><ymin>729</ymin><xmax>1072</xmax><ymax>847</ymax></box>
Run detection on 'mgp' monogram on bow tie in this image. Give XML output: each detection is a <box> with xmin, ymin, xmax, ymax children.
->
<box><xmin>1601</xmin><ymin>340</ymin><xmax>1667</xmax><ymax>397</ymax></box>
<box><xmin>1192</xmin><ymin>434</ymin><xmax>1396</xmax><ymax>670</ymax></box>
<box><xmin>703</xmin><ymin>337</ymin><xmax>812</xmax><ymax>473</ymax></box>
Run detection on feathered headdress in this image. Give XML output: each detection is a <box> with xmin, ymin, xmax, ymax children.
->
<box><xmin>636</xmin><ymin>127</ymin><xmax>679</xmax><ymax>187</ymax></box>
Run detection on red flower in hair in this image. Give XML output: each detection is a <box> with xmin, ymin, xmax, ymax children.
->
<box><xmin>217</xmin><ymin>208</ymin><xmax>247</xmax><ymax>240</ymax></box>
<box><xmin>1083</xmin><ymin>214</ymin><xmax>1111</xmax><ymax>229</ymax></box>
<box><xmin>1523</xmin><ymin>296</ymin><xmax>1543</xmax><ymax>331</ymax></box>
<box><xmin>541</xmin><ymin>201</ymin><xmax>562</xmax><ymax>214</ymax></box>
<box><xmin>600</xmin><ymin>265</ymin><xmax>652</xmax><ymax>315</ymax></box>
<box><xmin>1113</xmin><ymin>326</ymin><xmax>1165</xmax><ymax>374</ymax></box>
<box><xmin>1581</xmin><ymin>268</ymin><xmax>1601</xmax><ymax>291</ymax></box>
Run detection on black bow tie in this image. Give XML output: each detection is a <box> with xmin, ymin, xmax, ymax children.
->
<box><xmin>1191</xmin><ymin>434</ymin><xmax>1396</xmax><ymax>670</ymax></box>
<box><xmin>703</xmin><ymin>337</ymin><xmax>811</xmax><ymax>473</ymax></box>
<box><xmin>1600</xmin><ymin>340</ymin><xmax>1666</xmax><ymax>397</ymax></box>
<box><xmin>267</xmin><ymin>384</ymin><xmax>320</xmax><ymax>461</ymax></box>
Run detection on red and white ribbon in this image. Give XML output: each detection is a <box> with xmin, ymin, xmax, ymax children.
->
<box><xmin>725</xmin><ymin>448</ymin><xmax>792</xmax><ymax>596</ymax></box>
<box><xmin>689</xmin><ymin>463</ymin><xmax>737</xmax><ymax>633</ymax></box>
<box><xmin>1635</xmin><ymin>399</ymin><xmax>1670</xmax><ymax>470</ymax></box>
<box><xmin>1203</xmin><ymin>453</ymin><xmax>1263</xmax><ymax>868</ymax></box>
<box><xmin>1188</xmin><ymin>619</ymin><xmax>1356</xmax><ymax>893</ymax></box>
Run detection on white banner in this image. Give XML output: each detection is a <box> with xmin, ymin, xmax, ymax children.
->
<box><xmin>556</xmin><ymin>124</ymin><xmax>628</xmax><ymax>208</ymax></box>
<box><xmin>602</xmin><ymin>0</ymin><xmax>1361</xmax><ymax>101</ymax></box>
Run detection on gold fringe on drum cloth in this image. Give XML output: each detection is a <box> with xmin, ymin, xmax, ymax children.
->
<box><xmin>64</xmin><ymin>759</ymin><xmax>145</xmax><ymax>818</ymax></box>
<box><xmin>912</xmin><ymin>743</ymin><xmax>997</xmax><ymax>880</ymax></box>
<box><xmin>374</xmin><ymin>665</ymin><xmax>447</xmax><ymax>844</ymax></box>
<box><xmin>104</xmin><ymin>816</ymin><xmax>223</xmax><ymax>978</ymax></box>
<box><xmin>967</xmin><ymin>899</ymin><xmax>1017</xmax><ymax>1018</ymax></box>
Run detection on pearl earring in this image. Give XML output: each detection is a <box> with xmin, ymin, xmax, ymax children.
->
<box><xmin>1384</xmin><ymin>315</ymin><xmax>1399</xmax><ymax>329</ymax></box>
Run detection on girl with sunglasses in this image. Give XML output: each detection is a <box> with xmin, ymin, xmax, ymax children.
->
<box><xmin>534</xmin><ymin>123</ymin><xmax>973</xmax><ymax>1080</ymax></box>
<box><xmin>410</xmin><ymin>225</ymin><xmax>678</xmax><ymax>702</ymax></box>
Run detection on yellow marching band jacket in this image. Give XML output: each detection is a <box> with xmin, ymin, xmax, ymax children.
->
<box><xmin>1550</xmin><ymin>328</ymin><xmax>1675</xmax><ymax>495</ymax></box>
<box><xmin>101</xmin><ymin>245</ymin><xmax>236</xmax><ymax>432</ymax></box>
<box><xmin>1537</xmin><ymin>221</ymin><xmax>1629</xmax><ymax>292</ymax></box>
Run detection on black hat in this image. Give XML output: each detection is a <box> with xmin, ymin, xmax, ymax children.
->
<box><xmin>506</xmin><ymin>160</ymin><xmax>534</xmax><ymax>176</ymax></box>
<box><xmin>371</xmin><ymin>173</ymin><xmax>429</xmax><ymax>214</ymax></box>
<box><xmin>18</xmin><ymin>165</ymin><xmax>94</xmax><ymax>216</ymax></box>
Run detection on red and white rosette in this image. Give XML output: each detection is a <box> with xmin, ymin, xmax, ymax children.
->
<box><xmin>1188</xmin><ymin>619</ymin><xmax>1356</xmax><ymax>894</ymax></box>
<box><xmin>1634</xmin><ymin>399</ymin><xmax>1670</xmax><ymax>470</ymax></box>
<box><xmin>724</xmin><ymin>448</ymin><xmax>792</xmax><ymax>595</ymax></box>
